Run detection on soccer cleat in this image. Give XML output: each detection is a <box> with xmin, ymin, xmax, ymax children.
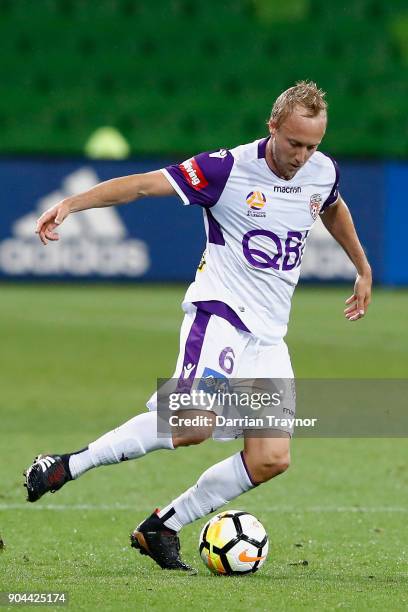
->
<box><xmin>24</xmin><ymin>454</ymin><xmax>71</xmax><ymax>502</ymax></box>
<box><xmin>130</xmin><ymin>512</ymin><xmax>196</xmax><ymax>573</ymax></box>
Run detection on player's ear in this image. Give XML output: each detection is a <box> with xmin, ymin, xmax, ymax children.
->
<box><xmin>268</xmin><ymin>119</ymin><xmax>277</xmax><ymax>137</ymax></box>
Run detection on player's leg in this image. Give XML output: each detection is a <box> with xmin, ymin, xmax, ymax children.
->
<box><xmin>138</xmin><ymin>434</ymin><xmax>290</xmax><ymax>531</ymax></box>
<box><xmin>240</xmin><ymin>339</ymin><xmax>293</xmax><ymax>484</ymax></box>
<box><xmin>23</xmin><ymin>408</ymin><xmax>214</xmax><ymax>504</ymax></box>
<box><xmin>132</xmin><ymin>337</ymin><xmax>294</xmax><ymax>570</ymax></box>
<box><xmin>130</xmin><ymin>449</ymin><xmax>255</xmax><ymax>570</ymax></box>
<box><xmin>130</xmin><ymin>312</ymin><xmax>252</xmax><ymax>570</ymax></box>
<box><xmin>23</xmin><ymin>413</ymin><xmax>174</xmax><ymax>503</ymax></box>
<box><xmin>131</xmin><ymin>435</ymin><xmax>290</xmax><ymax>572</ymax></box>
<box><xmin>242</xmin><ymin>433</ymin><xmax>290</xmax><ymax>483</ymax></box>
<box><xmin>23</xmin><ymin>308</ymin><xmax>215</xmax><ymax>503</ymax></box>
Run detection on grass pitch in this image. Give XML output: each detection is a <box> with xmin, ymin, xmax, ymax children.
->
<box><xmin>0</xmin><ymin>284</ymin><xmax>407</xmax><ymax>611</ymax></box>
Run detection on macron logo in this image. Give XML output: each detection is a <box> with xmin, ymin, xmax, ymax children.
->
<box><xmin>209</xmin><ymin>149</ymin><xmax>227</xmax><ymax>159</ymax></box>
<box><xmin>183</xmin><ymin>363</ymin><xmax>196</xmax><ymax>379</ymax></box>
<box><xmin>273</xmin><ymin>186</ymin><xmax>301</xmax><ymax>194</ymax></box>
<box><xmin>179</xmin><ymin>158</ymin><xmax>209</xmax><ymax>191</ymax></box>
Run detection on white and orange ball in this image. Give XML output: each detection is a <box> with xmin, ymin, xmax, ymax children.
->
<box><xmin>199</xmin><ymin>510</ymin><xmax>268</xmax><ymax>575</ymax></box>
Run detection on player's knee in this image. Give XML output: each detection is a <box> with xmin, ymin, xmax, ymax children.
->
<box><xmin>171</xmin><ymin>410</ymin><xmax>215</xmax><ymax>448</ymax></box>
<box><xmin>249</xmin><ymin>451</ymin><xmax>290</xmax><ymax>483</ymax></box>
<box><xmin>172</xmin><ymin>431</ymin><xmax>211</xmax><ymax>448</ymax></box>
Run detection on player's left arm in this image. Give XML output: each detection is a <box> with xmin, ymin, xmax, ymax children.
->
<box><xmin>320</xmin><ymin>194</ymin><xmax>372</xmax><ymax>321</ymax></box>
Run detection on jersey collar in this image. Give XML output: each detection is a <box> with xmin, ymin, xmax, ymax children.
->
<box><xmin>257</xmin><ymin>136</ymin><xmax>269</xmax><ymax>159</ymax></box>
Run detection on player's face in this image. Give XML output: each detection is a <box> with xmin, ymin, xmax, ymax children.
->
<box><xmin>268</xmin><ymin>106</ymin><xmax>327</xmax><ymax>180</ymax></box>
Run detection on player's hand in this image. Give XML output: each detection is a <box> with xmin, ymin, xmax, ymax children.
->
<box><xmin>344</xmin><ymin>272</ymin><xmax>372</xmax><ymax>321</ymax></box>
<box><xmin>35</xmin><ymin>201</ymin><xmax>71</xmax><ymax>245</ymax></box>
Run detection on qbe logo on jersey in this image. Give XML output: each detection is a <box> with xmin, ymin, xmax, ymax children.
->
<box><xmin>0</xmin><ymin>168</ymin><xmax>150</xmax><ymax>278</ymax></box>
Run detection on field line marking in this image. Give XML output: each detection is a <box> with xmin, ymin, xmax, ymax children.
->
<box><xmin>1</xmin><ymin>503</ymin><xmax>407</xmax><ymax>513</ymax></box>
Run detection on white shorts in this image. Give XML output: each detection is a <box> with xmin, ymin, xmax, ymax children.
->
<box><xmin>147</xmin><ymin>305</ymin><xmax>295</xmax><ymax>436</ymax></box>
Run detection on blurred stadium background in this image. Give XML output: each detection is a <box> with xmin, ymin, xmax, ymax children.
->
<box><xmin>1</xmin><ymin>1</ymin><xmax>407</xmax><ymax>610</ymax></box>
<box><xmin>0</xmin><ymin>0</ymin><xmax>407</xmax><ymax>284</ymax></box>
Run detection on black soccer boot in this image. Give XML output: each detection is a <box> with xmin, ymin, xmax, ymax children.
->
<box><xmin>24</xmin><ymin>454</ymin><xmax>72</xmax><ymax>502</ymax></box>
<box><xmin>130</xmin><ymin>511</ymin><xmax>197</xmax><ymax>573</ymax></box>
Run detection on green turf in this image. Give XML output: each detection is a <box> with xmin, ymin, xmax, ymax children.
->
<box><xmin>0</xmin><ymin>285</ymin><xmax>407</xmax><ymax>611</ymax></box>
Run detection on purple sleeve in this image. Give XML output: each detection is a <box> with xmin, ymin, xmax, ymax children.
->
<box><xmin>320</xmin><ymin>157</ymin><xmax>340</xmax><ymax>213</ymax></box>
<box><xmin>161</xmin><ymin>149</ymin><xmax>234</xmax><ymax>207</ymax></box>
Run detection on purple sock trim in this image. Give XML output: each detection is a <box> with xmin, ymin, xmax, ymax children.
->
<box><xmin>240</xmin><ymin>450</ymin><xmax>258</xmax><ymax>487</ymax></box>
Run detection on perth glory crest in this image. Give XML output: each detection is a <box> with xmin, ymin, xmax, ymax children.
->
<box><xmin>309</xmin><ymin>193</ymin><xmax>322</xmax><ymax>220</ymax></box>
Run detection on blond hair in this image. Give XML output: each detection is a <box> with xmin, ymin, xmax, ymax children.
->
<box><xmin>270</xmin><ymin>80</ymin><xmax>327</xmax><ymax>127</ymax></box>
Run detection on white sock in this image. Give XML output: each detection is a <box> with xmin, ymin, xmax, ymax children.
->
<box><xmin>158</xmin><ymin>451</ymin><xmax>255</xmax><ymax>532</ymax></box>
<box><xmin>69</xmin><ymin>411</ymin><xmax>173</xmax><ymax>479</ymax></box>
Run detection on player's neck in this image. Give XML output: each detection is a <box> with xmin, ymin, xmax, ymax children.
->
<box><xmin>265</xmin><ymin>138</ymin><xmax>289</xmax><ymax>181</ymax></box>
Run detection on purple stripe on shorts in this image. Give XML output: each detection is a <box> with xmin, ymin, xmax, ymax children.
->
<box><xmin>257</xmin><ymin>137</ymin><xmax>269</xmax><ymax>159</ymax></box>
<box><xmin>177</xmin><ymin>309</ymin><xmax>211</xmax><ymax>392</ymax></box>
<box><xmin>205</xmin><ymin>209</ymin><xmax>225</xmax><ymax>245</ymax></box>
<box><xmin>193</xmin><ymin>300</ymin><xmax>250</xmax><ymax>333</ymax></box>
<box><xmin>240</xmin><ymin>451</ymin><xmax>258</xmax><ymax>487</ymax></box>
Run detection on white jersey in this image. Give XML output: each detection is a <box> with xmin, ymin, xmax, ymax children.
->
<box><xmin>161</xmin><ymin>137</ymin><xmax>339</xmax><ymax>344</ymax></box>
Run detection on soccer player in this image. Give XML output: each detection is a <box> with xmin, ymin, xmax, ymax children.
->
<box><xmin>25</xmin><ymin>81</ymin><xmax>371</xmax><ymax>571</ymax></box>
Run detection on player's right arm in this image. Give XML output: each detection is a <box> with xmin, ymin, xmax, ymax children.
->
<box><xmin>36</xmin><ymin>170</ymin><xmax>175</xmax><ymax>245</ymax></box>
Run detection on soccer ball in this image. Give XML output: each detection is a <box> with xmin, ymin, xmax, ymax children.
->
<box><xmin>199</xmin><ymin>510</ymin><xmax>268</xmax><ymax>575</ymax></box>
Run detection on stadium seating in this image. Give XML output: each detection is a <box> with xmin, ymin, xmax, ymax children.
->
<box><xmin>0</xmin><ymin>0</ymin><xmax>406</xmax><ymax>156</ymax></box>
